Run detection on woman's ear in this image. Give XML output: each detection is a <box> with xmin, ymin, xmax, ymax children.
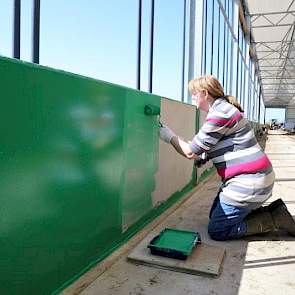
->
<box><xmin>204</xmin><ymin>90</ymin><xmax>209</xmax><ymax>99</ymax></box>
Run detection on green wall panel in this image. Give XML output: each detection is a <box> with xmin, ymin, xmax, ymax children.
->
<box><xmin>121</xmin><ymin>90</ymin><xmax>160</xmax><ymax>231</ymax></box>
<box><xmin>0</xmin><ymin>57</ymin><xmax>125</xmax><ymax>294</ymax></box>
<box><xmin>0</xmin><ymin>56</ymin><xmax>193</xmax><ymax>294</ymax></box>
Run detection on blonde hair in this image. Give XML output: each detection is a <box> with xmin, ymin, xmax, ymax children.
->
<box><xmin>188</xmin><ymin>75</ymin><xmax>244</xmax><ymax>112</ymax></box>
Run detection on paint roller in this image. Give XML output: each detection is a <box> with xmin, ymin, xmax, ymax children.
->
<box><xmin>144</xmin><ymin>104</ymin><xmax>163</xmax><ymax>126</ymax></box>
<box><xmin>144</xmin><ymin>104</ymin><xmax>160</xmax><ymax>116</ymax></box>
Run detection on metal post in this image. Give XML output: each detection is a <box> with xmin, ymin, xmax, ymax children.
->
<box><xmin>202</xmin><ymin>0</ymin><xmax>207</xmax><ymax>75</ymax></box>
<box><xmin>33</xmin><ymin>0</ymin><xmax>40</xmax><ymax>64</ymax></box>
<box><xmin>13</xmin><ymin>0</ymin><xmax>21</xmax><ymax>59</ymax></box>
<box><xmin>210</xmin><ymin>2</ymin><xmax>214</xmax><ymax>74</ymax></box>
<box><xmin>148</xmin><ymin>0</ymin><xmax>155</xmax><ymax>93</ymax></box>
<box><xmin>137</xmin><ymin>0</ymin><xmax>142</xmax><ymax>90</ymax></box>
<box><xmin>222</xmin><ymin>0</ymin><xmax>227</xmax><ymax>88</ymax></box>
<box><xmin>217</xmin><ymin>2</ymin><xmax>220</xmax><ymax>78</ymax></box>
<box><xmin>188</xmin><ymin>0</ymin><xmax>195</xmax><ymax>82</ymax></box>
<box><xmin>258</xmin><ymin>86</ymin><xmax>261</xmax><ymax>123</ymax></box>
<box><xmin>181</xmin><ymin>0</ymin><xmax>187</xmax><ymax>102</ymax></box>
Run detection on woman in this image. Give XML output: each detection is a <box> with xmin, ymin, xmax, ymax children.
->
<box><xmin>160</xmin><ymin>75</ymin><xmax>295</xmax><ymax>240</ymax></box>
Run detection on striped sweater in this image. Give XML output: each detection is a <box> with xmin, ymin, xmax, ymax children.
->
<box><xmin>189</xmin><ymin>98</ymin><xmax>272</xmax><ymax>180</ymax></box>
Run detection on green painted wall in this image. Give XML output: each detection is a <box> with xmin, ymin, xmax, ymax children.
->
<box><xmin>121</xmin><ymin>91</ymin><xmax>160</xmax><ymax>231</ymax></box>
<box><xmin>0</xmin><ymin>55</ymin><xmax>227</xmax><ymax>295</ymax></box>
<box><xmin>0</xmin><ymin>57</ymin><xmax>162</xmax><ymax>294</ymax></box>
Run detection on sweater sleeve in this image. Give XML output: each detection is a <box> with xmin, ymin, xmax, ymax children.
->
<box><xmin>189</xmin><ymin>109</ymin><xmax>241</xmax><ymax>155</ymax></box>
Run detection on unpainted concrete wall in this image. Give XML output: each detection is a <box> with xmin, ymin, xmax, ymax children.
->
<box><xmin>152</xmin><ymin>99</ymin><xmax>196</xmax><ymax>206</ymax></box>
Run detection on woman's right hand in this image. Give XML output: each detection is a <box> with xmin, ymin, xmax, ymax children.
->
<box><xmin>194</xmin><ymin>153</ymin><xmax>209</xmax><ymax>167</ymax></box>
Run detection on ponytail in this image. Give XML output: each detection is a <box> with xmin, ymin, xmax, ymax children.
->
<box><xmin>224</xmin><ymin>95</ymin><xmax>244</xmax><ymax>112</ymax></box>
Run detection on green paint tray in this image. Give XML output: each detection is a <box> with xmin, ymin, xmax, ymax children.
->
<box><xmin>147</xmin><ymin>228</ymin><xmax>201</xmax><ymax>260</ymax></box>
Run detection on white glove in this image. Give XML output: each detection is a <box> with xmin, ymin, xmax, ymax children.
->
<box><xmin>159</xmin><ymin>124</ymin><xmax>176</xmax><ymax>143</ymax></box>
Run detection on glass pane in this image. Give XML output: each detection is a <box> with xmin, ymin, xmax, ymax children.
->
<box><xmin>152</xmin><ymin>0</ymin><xmax>185</xmax><ymax>100</ymax></box>
<box><xmin>212</xmin><ymin>1</ymin><xmax>219</xmax><ymax>77</ymax></box>
<box><xmin>205</xmin><ymin>0</ymin><xmax>213</xmax><ymax>74</ymax></box>
<box><xmin>0</xmin><ymin>0</ymin><xmax>13</xmax><ymax>57</ymax></box>
<box><xmin>40</xmin><ymin>0</ymin><xmax>138</xmax><ymax>88</ymax></box>
<box><xmin>21</xmin><ymin>0</ymin><xmax>34</xmax><ymax>62</ymax></box>
<box><xmin>218</xmin><ymin>10</ymin><xmax>225</xmax><ymax>85</ymax></box>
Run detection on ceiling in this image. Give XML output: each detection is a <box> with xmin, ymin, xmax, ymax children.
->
<box><xmin>245</xmin><ymin>0</ymin><xmax>295</xmax><ymax>108</ymax></box>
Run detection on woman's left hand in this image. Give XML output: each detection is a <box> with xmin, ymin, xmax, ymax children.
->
<box><xmin>159</xmin><ymin>125</ymin><xmax>176</xmax><ymax>143</ymax></box>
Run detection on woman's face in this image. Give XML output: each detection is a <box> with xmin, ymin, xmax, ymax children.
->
<box><xmin>192</xmin><ymin>90</ymin><xmax>209</xmax><ymax>112</ymax></box>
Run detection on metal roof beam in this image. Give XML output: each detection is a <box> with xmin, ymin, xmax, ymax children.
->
<box><xmin>259</xmin><ymin>65</ymin><xmax>293</xmax><ymax>67</ymax></box>
<box><xmin>262</xmin><ymin>83</ymin><xmax>295</xmax><ymax>85</ymax></box>
<box><xmin>277</xmin><ymin>25</ymin><xmax>295</xmax><ymax>94</ymax></box>
<box><xmin>249</xmin><ymin>11</ymin><xmax>295</xmax><ymax>17</ymax></box>
<box><xmin>256</xmin><ymin>50</ymin><xmax>289</xmax><ymax>53</ymax></box>
<box><xmin>253</xmin><ymin>41</ymin><xmax>293</xmax><ymax>44</ymax></box>
<box><xmin>259</xmin><ymin>57</ymin><xmax>293</xmax><ymax>60</ymax></box>
<box><xmin>252</xmin><ymin>23</ymin><xmax>294</xmax><ymax>28</ymax></box>
<box><xmin>261</xmin><ymin>77</ymin><xmax>295</xmax><ymax>79</ymax></box>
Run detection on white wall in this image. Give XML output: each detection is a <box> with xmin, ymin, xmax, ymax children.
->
<box><xmin>152</xmin><ymin>98</ymin><xmax>196</xmax><ymax>206</ymax></box>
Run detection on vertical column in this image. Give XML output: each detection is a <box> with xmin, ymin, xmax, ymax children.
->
<box><xmin>258</xmin><ymin>86</ymin><xmax>261</xmax><ymax>124</ymax></box>
<box><xmin>231</xmin><ymin>0</ymin><xmax>239</xmax><ymax>98</ymax></box>
<box><xmin>13</xmin><ymin>0</ymin><xmax>21</xmax><ymax>59</ymax></box>
<box><xmin>148</xmin><ymin>0</ymin><xmax>155</xmax><ymax>93</ymax></box>
<box><xmin>136</xmin><ymin>0</ymin><xmax>142</xmax><ymax>90</ymax></box>
<box><xmin>194</xmin><ymin>0</ymin><xmax>203</xmax><ymax>77</ymax></box>
<box><xmin>33</xmin><ymin>0</ymin><xmax>40</xmax><ymax>64</ymax></box>
<box><xmin>181</xmin><ymin>0</ymin><xmax>187</xmax><ymax>102</ymax></box>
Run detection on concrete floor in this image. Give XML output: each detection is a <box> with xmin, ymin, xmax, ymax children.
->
<box><xmin>71</xmin><ymin>130</ymin><xmax>295</xmax><ymax>295</ymax></box>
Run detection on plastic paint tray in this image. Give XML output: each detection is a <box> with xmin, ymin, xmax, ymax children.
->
<box><xmin>147</xmin><ymin>228</ymin><xmax>201</xmax><ymax>260</ymax></box>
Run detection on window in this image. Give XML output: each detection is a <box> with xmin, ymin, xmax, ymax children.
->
<box><xmin>204</xmin><ymin>0</ymin><xmax>213</xmax><ymax>74</ymax></box>
<box><xmin>0</xmin><ymin>0</ymin><xmax>13</xmax><ymax>57</ymax></box>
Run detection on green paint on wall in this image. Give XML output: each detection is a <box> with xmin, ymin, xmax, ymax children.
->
<box><xmin>0</xmin><ymin>57</ymin><xmax>162</xmax><ymax>294</ymax></box>
<box><xmin>0</xmin><ymin>56</ymin><xmax>205</xmax><ymax>294</ymax></box>
<box><xmin>0</xmin><ymin>57</ymin><xmax>124</xmax><ymax>294</ymax></box>
<box><xmin>121</xmin><ymin>90</ymin><xmax>160</xmax><ymax>231</ymax></box>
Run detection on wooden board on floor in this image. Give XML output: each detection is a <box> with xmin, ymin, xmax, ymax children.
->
<box><xmin>127</xmin><ymin>238</ymin><xmax>225</xmax><ymax>277</ymax></box>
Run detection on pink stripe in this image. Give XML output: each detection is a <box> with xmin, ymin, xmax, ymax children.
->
<box><xmin>207</xmin><ymin>118</ymin><xmax>229</xmax><ymax>125</ymax></box>
<box><xmin>217</xmin><ymin>155</ymin><xmax>272</xmax><ymax>179</ymax></box>
<box><xmin>228</xmin><ymin>112</ymin><xmax>242</xmax><ymax>125</ymax></box>
<box><xmin>207</xmin><ymin>112</ymin><xmax>242</xmax><ymax>126</ymax></box>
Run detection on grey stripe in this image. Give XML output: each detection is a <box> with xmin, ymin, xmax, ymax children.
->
<box><xmin>220</xmin><ymin>194</ymin><xmax>272</xmax><ymax>208</ymax></box>
<box><xmin>198</xmin><ymin>131</ymin><xmax>223</xmax><ymax>141</ymax></box>
<box><xmin>209</xmin><ymin>137</ymin><xmax>257</xmax><ymax>158</ymax></box>
<box><xmin>213</xmin><ymin>150</ymin><xmax>265</xmax><ymax>169</ymax></box>
<box><xmin>210</xmin><ymin>129</ymin><xmax>254</xmax><ymax>152</ymax></box>
<box><xmin>225</xmin><ymin>123</ymin><xmax>252</xmax><ymax>139</ymax></box>
<box><xmin>214</xmin><ymin>99</ymin><xmax>232</xmax><ymax>113</ymax></box>
<box><xmin>225</xmin><ymin>182</ymin><xmax>274</xmax><ymax>196</ymax></box>
<box><xmin>208</xmin><ymin>108</ymin><xmax>238</xmax><ymax>121</ymax></box>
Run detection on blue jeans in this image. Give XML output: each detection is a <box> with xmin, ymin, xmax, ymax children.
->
<box><xmin>208</xmin><ymin>196</ymin><xmax>251</xmax><ymax>241</ymax></box>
